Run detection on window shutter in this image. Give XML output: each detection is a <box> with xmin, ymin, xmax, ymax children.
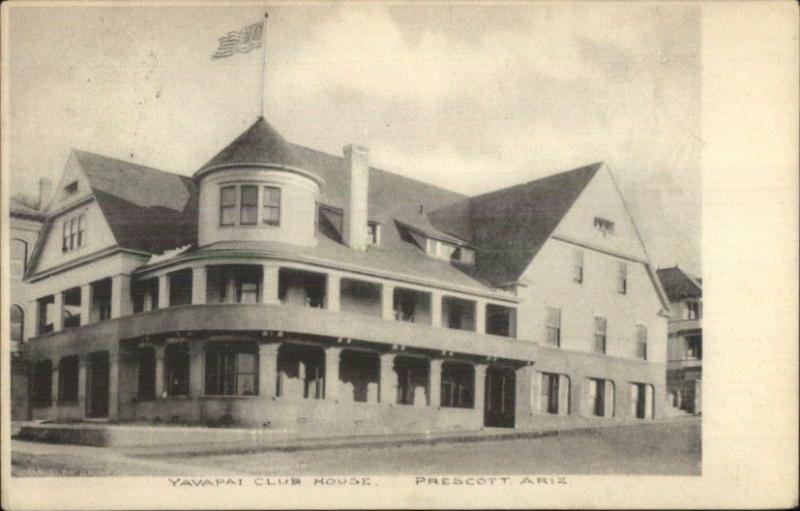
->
<box><xmin>644</xmin><ymin>384</ymin><xmax>654</xmax><ymax>419</ymax></box>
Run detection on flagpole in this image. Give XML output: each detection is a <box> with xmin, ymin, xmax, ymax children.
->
<box><xmin>260</xmin><ymin>12</ymin><xmax>269</xmax><ymax>119</ymax></box>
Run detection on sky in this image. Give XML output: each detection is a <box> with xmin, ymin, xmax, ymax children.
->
<box><xmin>6</xmin><ymin>3</ymin><xmax>702</xmax><ymax>275</ymax></box>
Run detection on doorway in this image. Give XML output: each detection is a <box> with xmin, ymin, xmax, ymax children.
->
<box><xmin>86</xmin><ymin>351</ymin><xmax>110</xmax><ymax>418</ymax></box>
<box><xmin>484</xmin><ymin>366</ymin><xmax>515</xmax><ymax>428</ymax></box>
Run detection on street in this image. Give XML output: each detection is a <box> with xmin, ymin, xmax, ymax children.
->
<box><xmin>12</xmin><ymin>419</ymin><xmax>700</xmax><ymax>477</ymax></box>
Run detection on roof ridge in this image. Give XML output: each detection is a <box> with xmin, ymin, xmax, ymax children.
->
<box><xmin>72</xmin><ymin>149</ymin><xmax>191</xmax><ymax>181</ymax></box>
<box><xmin>466</xmin><ymin>161</ymin><xmax>604</xmax><ymax>203</ymax></box>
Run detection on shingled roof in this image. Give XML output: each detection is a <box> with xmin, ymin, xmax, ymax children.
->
<box><xmin>74</xmin><ymin>150</ymin><xmax>198</xmax><ymax>254</ymax></box>
<box><xmin>656</xmin><ymin>266</ymin><xmax>702</xmax><ymax>301</ymax></box>
<box><xmin>197</xmin><ymin>117</ymin><xmax>313</xmax><ymax>177</ymax></box>
<box><xmin>429</xmin><ymin>163</ymin><xmax>602</xmax><ymax>286</ymax></box>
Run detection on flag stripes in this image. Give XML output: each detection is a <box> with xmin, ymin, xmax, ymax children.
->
<box><xmin>212</xmin><ymin>21</ymin><xmax>263</xmax><ymax>59</ymax></box>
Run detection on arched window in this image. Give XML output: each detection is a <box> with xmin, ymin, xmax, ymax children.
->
<box><xmin>10</xmin><ymin>305</ymin><xmax>24</xmax><ymax>344</ymax></box>
<box><xmin>10</xmin><ymin>239</ymin><xmax>27</xmax><ymax>277</ymax></box>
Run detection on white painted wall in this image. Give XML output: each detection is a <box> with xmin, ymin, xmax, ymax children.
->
<box><xmin>35</xmin><ymin>200</ymin><xmax>118</xmax><ymax>273</ymax></box>
<box><xmin>197</xmin><ymin>167</ymin><xmax>320</xmax><ymax>247</ymax></box>
<box><xmin>553</xmin><ymin>165</ymin><xmax>648</xmax><ymax>261</ymax></box>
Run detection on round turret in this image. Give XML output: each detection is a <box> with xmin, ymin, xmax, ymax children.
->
<box><xmin>194</xmin><ymin>117</ymin><xmax>323</xmax><ymax>247</ymax></box>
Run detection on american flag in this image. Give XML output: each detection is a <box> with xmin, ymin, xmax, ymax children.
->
<box><xmin>212</xmin><ymin>21</ymin><xmax>263</xmax><ymax>59</ymax></box>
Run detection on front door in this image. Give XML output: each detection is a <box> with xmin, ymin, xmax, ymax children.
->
<box><xmin>484</xmin><ymin>366</ymin><xmax>515</xmax><ymax>428</ymax></box>
<box><xmin>86</xmin><ymin>351</ymin><xmax>109</xmax><ymax>418</ymax></box>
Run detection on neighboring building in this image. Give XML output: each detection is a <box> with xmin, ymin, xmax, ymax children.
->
<box><xmin>657</xmin><ymin>266</ymin><xmax>702</xmax><ymax>415</ymax></box>
<box><xmin>8</xmin><ymin>180</ymin><xmax>50</xmax><ymax>420</ymax></box>
<box><xmin>19</xmin><ymin>117</ymin><xmax>671</xmax><ymax>435</ymax></box>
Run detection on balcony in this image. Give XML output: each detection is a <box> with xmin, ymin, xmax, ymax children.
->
<box><xmin>25</xmin><ymin>303</ymin><xmax>536</xmax><ymax>363</ymax></box>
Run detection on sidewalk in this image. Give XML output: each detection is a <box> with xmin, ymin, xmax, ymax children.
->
<box><xmin>13</xmin><ymin>415</ymin><xmax>699</xmax><ymax>458</ymax></box>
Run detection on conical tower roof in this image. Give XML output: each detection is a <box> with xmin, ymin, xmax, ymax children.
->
<box><xmin>195</xmin><ymin>117</ymin><xmax>319</xmax><ymax>180</ymax></box>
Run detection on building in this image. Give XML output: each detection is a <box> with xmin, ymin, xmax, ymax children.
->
<box><xmin>8</xmin><ymin>180</ymin><xmax>50</xmax><ymax>420</ymax></box>
<box><xmin>657</xmin><ymin>266</ymin><xmax>702</xmax><ymax>415</ymax></box>
<box><xmin>19</xmin><ymin>117</ymin><xmax>671</xmax><ymax>434</ymax></box>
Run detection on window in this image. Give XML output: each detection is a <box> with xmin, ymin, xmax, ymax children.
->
<box><xmin>10</xmin><ymin>306</ymin><xmax>24</xmax><ymax>344</ymax></box>
<box><xmin>686</xmin><ymin>334</ymin><xmax>702</xmax><ymax>360</ymax></box>
<box><xmin>64</xmin><ymin>181</ymin><xmax>78</xmax><ymax>195</ymax></box>
<box><xmin>61</xmin><ymin>213</ymin><xmax>86</xmax><ymax>253</ymax></box>
<box><xmin>594</xmin><ymin>217</ymin><xmax>615</xmax><ymax>234</ymax></box>
<box><xmin>546</xmin><ymin>307</ymin><xmax>561</xmax><ymax>347</ymax></box>
<box><xmin>137</xmin><ymin>348</ymin><xmax>156</xmax><ymax>400</ymax></box>
<box><xmin>573</xmin><ymin>250</ymin><xmax>583</xmax><ymax>283</ymax></box>
<box><xmin>31</xmin><ymin>360</ymin><xmax>52</xmax><ymax>407</ymax></box>
<box><xmin>486</xmin><ymin>304</ymin><xmax>515</xmax><ymax>337</ymax></box>
<box><xmin>262</xmin><ymin>186</ymin><xmax>281</xmax><ymax>226</ymax></box>
<box><xmin>165</xmin><ymin>343</ymin><xmax>189</xmax><ymax>397</ymax></box>
<box><xmin>238</xmin><ymin>281</ymin><xmax>259</xmax><ymax>304</ymax></box>
<box><xmin>617</xmin><ymin>262</ymin><xmax>627</xmax><ymax>294</ymax></box>
<box><xmin>636</xmin><ymin>324</ymin><xmax>648</xmax><ymax>360</ymax></box>
<box><xmin>630</xmin><ymin>382</ymin><xmax>653</xmax><ymax>419</ymax></box>
<box><xmin>441</xmin><ymin>363</ymin><xmax>474</xmax><ymax>408</ymax></box>
<box><xmin>58</xmin><ymin>356</ymin><xmax>79</xmax><ymax>403</ymax></box>
<box><xmin>204</xmin><ymin>344</ymin><xmax>258</xmax><ymax>396</ymax></box>
<box><xmin>91</xmin><ymin>279</ymin><xmax>112</xmax><ymax>322</ymax></box>
<box><xmin>168</xmin><ymin>269</ymin><xmax>193</xmax><ymax>307</ymax></box>
<box><xmin>10</xmin><ymin>239</ymin><xmax>27</xmax><ymax>276</ymax></box>
<box><xmin>540</xmin><ymin>373</ymin><xmax>560</xmax><ymax>414</ymax></box>
<box><xmin>588</xmin><ymin>378</ymin><xmax>614</xmax><ymax>417</ymax></box>
<box><xmin>367</xmin><ymin>222</ymin><xmax>380</xmax><ymax>245</ymax></box>
<box><xmin>240</xmin><ymin>185</ymin><xmax>258</xmax><ymax>225</ymax></box>
<box><xmin>593</xmin><ymin>316</ymin><xmax>607</xmax><ymax>354</ymax></box>
<box><xmin>686</xmin><ymin>300</ymin><xmax>702</xmax><ymax>320</ymax></box>
<box><xmin>220</xmin><ymin>186</ymin><xmax>237</xmax><ymax>226</ymax></box>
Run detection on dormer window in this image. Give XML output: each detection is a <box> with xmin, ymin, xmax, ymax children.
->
<box><xmin>367</xmin><ymin>221</ymin><xmax>381</xmax><ymax>245</ymax></box>
<box><xmin>61</xmin><ymin>213</ymin><xmax>86</xmax><ymax>253</ymax></box>
<box><xmin>427</xmin><ymin>239</ymin><xmax>474</xmax><ymax>264</ymax></box>
<box><xmin>64</xmin><ymin>181</ymin><xmax>78</xmax><ymax>196</ymax></box>
<box><xmin>594</xmin><ymin>217</ymin><xmax>615</xmax><ymax>235</ymax></box>
<box><xmin>452</xmin><ymin>246</ymin><xmax>475</xmax><ymax>264</ymax></box>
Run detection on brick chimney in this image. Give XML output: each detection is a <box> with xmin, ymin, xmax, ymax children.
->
<box><xmin>341</xmin><ymin>144</ymin><xmax>369</xmax><ymax>251</ymax></box>
<box><xmin>38</xmin><ymin>177</ymin><xmax>53</xmax><ymax>210</ymax></box>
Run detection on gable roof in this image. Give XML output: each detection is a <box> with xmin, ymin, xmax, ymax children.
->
<box><xmin>656</xmin><ymin>266</ymin><xmax>702</xmax><ymax>301</ymax></box>
<box><xmin>10</xmin><ymin>194</ymin><xmax>45</xmax><ymax>220</ymax></box>
<box><xmin>197</xmin><ymin>117</ymin><xmax>313</xmax><ymax>178</ymax></box>
<box><xmin>428</xmin><ymin>163</ymin><xmax>602</xmax><ymax>286</ymax></box>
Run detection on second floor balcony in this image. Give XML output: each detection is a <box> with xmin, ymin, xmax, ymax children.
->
<box><xmin>28</xmin><ymin>259</ymin><xmax>519</xmax><ymax>344</ymax></box>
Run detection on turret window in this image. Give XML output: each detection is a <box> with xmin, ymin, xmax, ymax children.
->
<box><xmin>262</xmin><ymin>186</ymin><xmax>281</xmax><ymax>226</ymax></box>
<box><xmin>240</xmin><ymin>185</ymin><xmax>258</xmax><ymax>225</ymax></box>
<box><xmin>220</xmin><ymin>186</ymin><xmax>237</xmax><ymax>226</ymax></box>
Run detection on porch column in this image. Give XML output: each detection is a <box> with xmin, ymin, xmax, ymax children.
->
<box><xmin>108</xmin><ymin>346</ymin><xmax>120</xmax><ymax>421</ymax></box>
<box><xmin>381</xmin><ymin>283</ymin><xmax>395</xmax><ymax>320</ymax></box>
<box><xmin>262</xmin><ymin>264</ymin><xmax>280</xmax><ymax>305</ymax></box>
<box><xmin>158</xmin><ymin>273</ymin><xmax>170</xmax><ymax>309</ymax></box>
<box><xmin>431</xmin><ymin>291</ymin><xmax>443</xmax><ymax>328</ymax></box>
<box><xmin>50</xmin><ymin>357</ymin><xmax>60</xmax><ymax>406</ymax></box>
<box><xmin>154</xmin><ymin>345</ymin><xmax>166</xmax><ymax>399</ymax></box>
<box><xmin>111</xmin><ymin>274</ymin><xmax>132</xmax><ymax>319</ymax></box>
<box><xmin>26</xmin><ymin>300</ymin><xmax>38</xmax><ymax>338</ymax></box>
<box><xmin>77</xmin><ymin>356</ymin><xmax>87</xmax><ymax>417</ymax></box>
<box><xmin>475</xmin><ymin>300</ymin><xmax>487</xmax><ymax>334</ymax></box>
<box><xmin>52</xmin><ymin>292</ymin><xmax>64</xmax><ymax>332</ymax></box>
<box><xmin>259</xmin><ymin>342</ymin><xmax>280</xmax><ymax>398</ymax></box>
<box><xmin>515</xmin><ymin>364</ymin><xmax>534</xmax><ymax>423</ymax></box>
<box><xmin>326</xmin><ymin>273</ymin><xmax>341</xmax><ymax>312</ymax></box>
<box><xmin>191</xmin><ymin>266</ymin><xmax>207</xmax><ymax>305</ymax></box>
<box><xmin>79</xmin><ymin>284</ymin><xmax>92</xmax><ymax>326</ymax></box>
<box><xmin>324</xmin><ymin>346</ymin><xmax>342</xmax><ymax>401</ymax></box>
<box><xmin>429</xmin><ymin>359</ymin><xmax>443</xmax><ymax>407</ymax></box>
<box><xmin>473</xmin><ymin>363</ymin><xmax>487</xmax><ymax>415</ymax></box>
<box><xmin>188</xmin><ymin>342</ymin><xmax>204</xmax><ymax>399</ymax></box>
<box><xmin>379</xmin><ymin>353</ymin><xmax>397</xmax><ymax>405</ymax></box>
